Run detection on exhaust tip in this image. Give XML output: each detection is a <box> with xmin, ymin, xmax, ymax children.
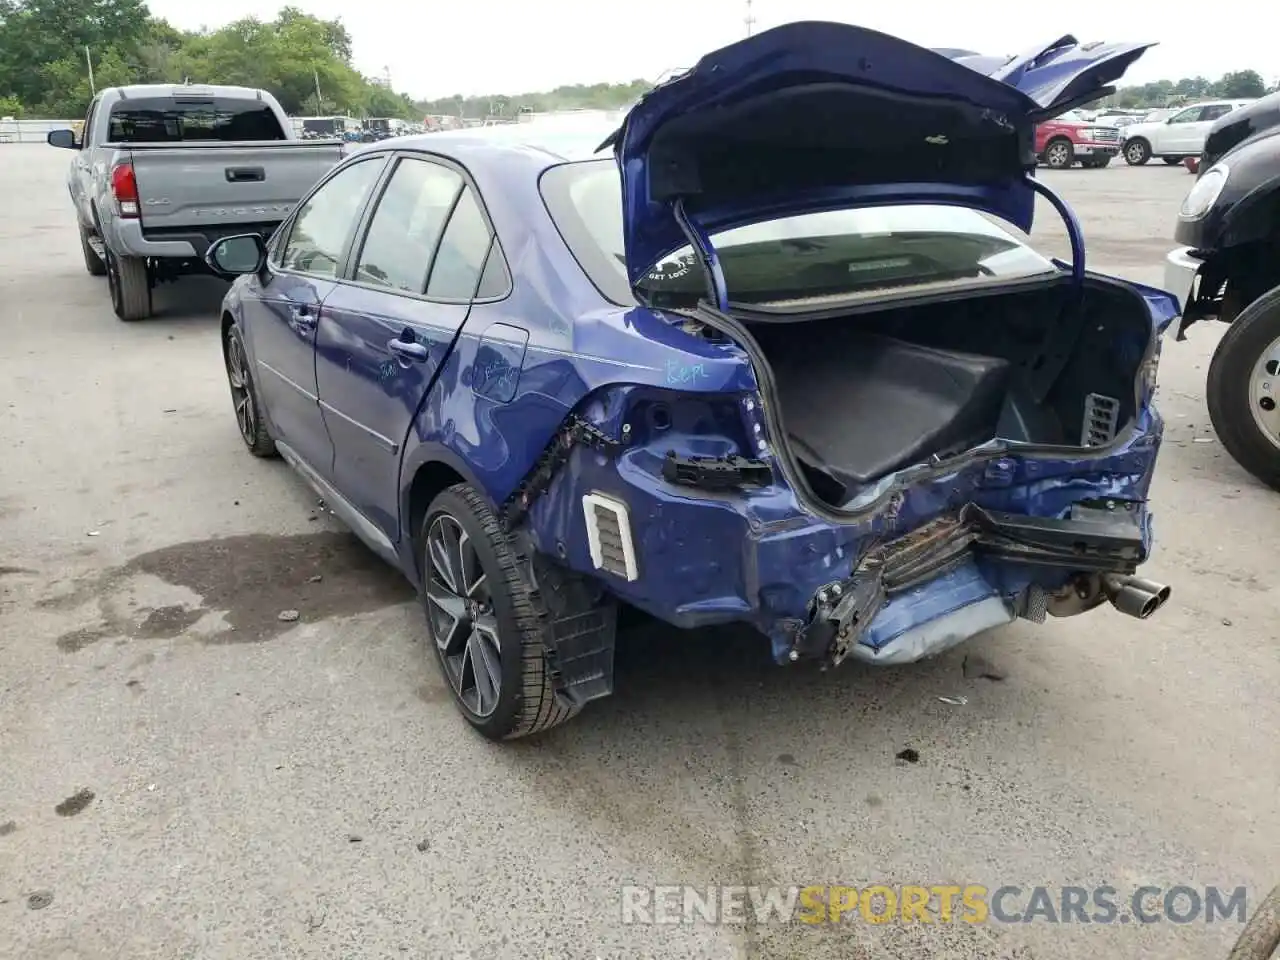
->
<box><xmin>1101</xmin><ymin>574</ymin><xmax>1171</xmax><ymax>619</ymax></box>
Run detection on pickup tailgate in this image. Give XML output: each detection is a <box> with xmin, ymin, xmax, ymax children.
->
<box><xmin>122</xmin><ymin>141</ymin><xmax>343</xmax><ymax>232</ymax></box>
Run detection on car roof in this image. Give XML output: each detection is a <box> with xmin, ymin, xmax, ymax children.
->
<box><xmin>105</xmin><ymin>83</ymin><xmax>271</xmax><ymax>100</ymax></box>
<box><xmin>370</xmin><ymin>119</ymin><xmax>621</xmax><ymax>167</ymax></box>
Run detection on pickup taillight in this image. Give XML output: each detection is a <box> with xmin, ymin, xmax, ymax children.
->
<box><xmin>110</xmin><ymin>162</ymin><xmax>139</xmax><ymax>219</ymax></box>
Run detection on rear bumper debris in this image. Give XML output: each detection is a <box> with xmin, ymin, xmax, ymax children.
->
<box><xmin>791</xmin><ymin>500</ymin><xmax>1161</xmax><ymax>666</ymax></box>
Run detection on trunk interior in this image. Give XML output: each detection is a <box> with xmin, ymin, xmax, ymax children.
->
<box><xmin>739</xmin><ymin>279</ymin><xmax>1152</xmax><ymax>508</ymax></box>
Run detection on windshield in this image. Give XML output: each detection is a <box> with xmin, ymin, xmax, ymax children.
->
<box><xmin>107</xmin><ymin>97</ymin><xmax>286</xmax><ymax>143</ymax></box>
<box><xmin>540</xmin><ymin>159</ymin><xmax>1058</xmax><ymax>308</ymax></box>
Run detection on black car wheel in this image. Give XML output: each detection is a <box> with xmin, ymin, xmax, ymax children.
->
<box><xmin>1163</xmin><ymin>156</ymin><xmax>1183</xmax><ymax>165</ymax></box>
<box><xmin>224</xmin><ymin>324</ymin><xmax>277</xmax><ymax>457</ymax></box>
<box><xmin>1043</xmin><ymin>138</ymin><xmax>1075</xmax><ymax>169</ymax></box>
<box><xmin>105</xmin><ymin>249</ymin><xmax>152</xmax><ymax>321</ymax></box>
<box><xmin>1081</xmin><ymin>156</ymin><xmax>1112</xmax><ymax>169</ymax></box>
<box><xmin>1124</xmin><ymin>138</ymin><xmax>1151</xmax><ymax>165</ymax></box>
<box><xmin>420</xmin><ymin>484</ymin><xmax>579</xmax><ymax>740</ymax></box>
<box><xmin>79</xmin><ymin>223</ymin><xmax>107</xmax><ymax>277</ymax></box>
<box><xmin>1206</xmin><ymin>285</ymin><xmax>1280</xmax><ymax>491</ymax></box>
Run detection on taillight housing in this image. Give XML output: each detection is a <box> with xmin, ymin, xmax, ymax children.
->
<box><xmin>110</xmin><ymin>162</ymin><xmax>139</xmax><ymax>218</ymax></box>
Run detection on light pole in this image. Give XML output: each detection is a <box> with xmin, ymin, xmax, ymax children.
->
<box><xmin>744</xmin><ymin>0</ymin><xmax>756</xmax><ymax>37</ymax></box>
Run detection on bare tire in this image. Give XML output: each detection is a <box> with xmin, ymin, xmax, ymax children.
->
<box><xmin>1205</xmin><ymin>285</ymin><xmax>1280</xmax><ymax>491</ymax></box>
<box><xmin>1227</xmin><ymin>884</ymin><xmax>1280</xmax><ymax>960</ymax></box>
<box><xmin>223</xmin><ymin>324</ymin><xmax>277</xmax><ymax>458</ymax></box>
<box><xmin>106</xmin><ymin>250</ymin><xmax>152</xmax><ymax>321</ymax></box>
<box><xmin>1042</xmin><ymin>138</ymin><xmax>1074</xmax><ymax>169</ymax></box>
<box><xmin>79</xmin><ymin>223</ymin><xmax>106</xmax><ymax>276</ymax></box>
<box><xmin>1123</xmin><ymin>138</ymin><xmax>1151</xmax><ymax>165</ymax></box>
<box><xmin>420</xmin><ymin>484</ymin><xmax>580</xmax><ymax>740</ymax></box>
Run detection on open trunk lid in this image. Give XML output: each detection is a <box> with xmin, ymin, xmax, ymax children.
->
<box><xmin>606</xmin><ymin>21</ymin><xmax>1153</xmax><ymax>301</ymax></box>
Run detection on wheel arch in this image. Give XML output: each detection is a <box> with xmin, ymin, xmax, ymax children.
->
<box><xmin>400</xmin><ymin>444</ymin><xmax>488</xmax><ymax>580</ymax></box>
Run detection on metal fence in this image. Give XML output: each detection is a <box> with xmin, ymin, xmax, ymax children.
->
<box><xmin>0</xmin><ymin>119</ymin><xmax>75</xmax><ymax>144</ymax></box>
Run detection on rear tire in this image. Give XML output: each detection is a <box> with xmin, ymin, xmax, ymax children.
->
<box><xmin>1123</xmin><ymin>138</ymin><xmax>1151</xmax><ymax>165</ymax></box>
<box><xmin>106</xmin><ymin>250</ymin><xmax>152</xmax><ymax>321</ymax></box>
<box><xmin>1042</xmin><ymin>138</ymin><xmax>1075</xmax><ymax>169</ymax></box>
<box><xmin>79</xmin><ymin>223</ymin><xmax>107</xmax><ymax>277</ymax></box>
<box><xmin>420</xmin><ymin>484</ymin><xmax>580</xmax><ymax>740</ymax></box>
<box><xmin>1206</xmin><ymin>285</ymin><xmax>1280</xmax><ymax>491</ymax></box>
<box><xmin>1081</xmin><ymin>156</ymin><xmax>1112</xmax><ymax>169</ymax></box>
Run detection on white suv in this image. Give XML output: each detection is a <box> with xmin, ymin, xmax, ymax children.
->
<box><xmin>1121</xmin><ymin>100</ymin><xmax>1254</xmax><ymax>165</ymax></box>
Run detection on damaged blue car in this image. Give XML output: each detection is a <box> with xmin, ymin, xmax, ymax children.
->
<box><xmin>207</xmin><ymin>22</ymin><xmax>1175</xmax><ymax>740</ymax></box>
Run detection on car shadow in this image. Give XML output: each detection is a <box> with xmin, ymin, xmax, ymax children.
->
<box><xmin>146</xmin><ymin>275</ymin><xmax>232</xmax><ymax>324</ymax></box>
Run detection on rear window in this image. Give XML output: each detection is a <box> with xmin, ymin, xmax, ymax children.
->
<box><xmin>540</xmin><ymin>158</ymin><xmax>1058</xmax><ymax>309</ymax></box>
<box><xmin>303</xmin><ymin>118</ymin><xmax>339</xmax><ymax>136</ymax></box>
<box><xmin>107</xmin><ymin>97</ymin><xmax>286</xmax><ymax>143</ymax></box>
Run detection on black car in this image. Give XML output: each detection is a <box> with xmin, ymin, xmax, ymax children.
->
<box><xmin>1164</xmin><ymin>91</ymin><xmax>1280</xmax><ymax>490</ymax></box>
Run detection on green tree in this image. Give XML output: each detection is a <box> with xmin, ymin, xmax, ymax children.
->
<box><xmin>0</xmin><ymin>0</ymin><xmax>150</xmax><ymax>106</ymax></box>
<box><xmin>1211</xmin><ymin>70</ymin><xmax>1266</xmax><ymax>99</ymax></box>
<box><xmin>0</xmin><ymin>0</ymin><xmax>410</xmax><ymax>119</ymax></box>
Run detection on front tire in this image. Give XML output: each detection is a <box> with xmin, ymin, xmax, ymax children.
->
<box><xmin>1042</xmin><ymin>138</ymin><xmax>1075</xmax><ymax>169</ymax></box>
<box><xmin>224</xmin><ymin>325</ymin><xmax>277</xmax><ymax>457</ymax></box>
<box><xmin>420</xmin><ymin>484</ymin><xmax>579</xmax><ymax>740</ymax></box>
<box><xmin>106</xmin><ymin>250</ymin><xmax>152</xmax><ymax>321</ymax></box>
<box><xmin>1163</xmin><ymin>156</ymin><xmax>1183</xmax><ymax>165</ymax></box>
<box><xmin>79</xmin><ymin>223</ymin><xmax>107</xmax><ymax>276</ymax></box>
<box><xmin>1124</xmin><ymin>138</ymin><xmax>1151</xmax><ymax>165</ymax></box>
<box><xmin>1206</xmin><ymin>285</ymin><xmax>1280</xmax><ymax>491</ymax></box>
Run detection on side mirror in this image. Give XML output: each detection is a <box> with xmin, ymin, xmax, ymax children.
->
<box><xmin>206</xmin><ymin>233</ymin><xmax>267</xmax><ymax>276</ymax></box>
<box><xmin>47</xmin><ymin>129</ymin><xmax>78</xmax><ymax>150</ymax></box>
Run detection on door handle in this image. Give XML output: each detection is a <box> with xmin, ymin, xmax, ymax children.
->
<box><xmin>387</xmin><ymin>338</ymin><xmax>429</xmax><ymax>362</ymax></box>
<box><xmin>289</xmin><ymin>304</ymin><xmax>316</xmax><ymax>332</ymax></box>
<box><xmin>226</xmin><ymin>166</ymin><xmax>265</xmax><ymax>183</ymax></box>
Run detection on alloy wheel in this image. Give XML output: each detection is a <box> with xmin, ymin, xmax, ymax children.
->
<box><xmin>225</xmin><ymin>333</ymin><xmax>256</xmax><ymax>444</ymax></box>
<box><xmin>1248</xmin><ymin>335</ymin><xmax>1280</xmax><ymax>452</ymax></box>
<box><xmin>1046</xmin><ymin>143</ymin><xmax>1071</xmax><ymax>168</ymax></box>
<box><xmin>424</xmin><ymin>513</ymin><xmax>503</xmax><ymax>718</ymax></box>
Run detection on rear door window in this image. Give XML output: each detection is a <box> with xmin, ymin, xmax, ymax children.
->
<box><xmin>354</xmin><ymin>157</ymin><xmax>462</xmax><ymax>293</ymax></box>
<box><xmin>106</xmin><ymin>97</ymin><xmax>287</xmax><ymax>142</ymax></box>
<box><xmin>1199</xmin><ymin>104</ymin><xmax>1235</xmax><ymax>122</ymax></box>
<box><xmin>425</xmin><ymin>186</ymin><xmax>504</xmax><ymax>300</ymax></box>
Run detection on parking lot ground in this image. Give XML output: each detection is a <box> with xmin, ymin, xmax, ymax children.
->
<box><xmin>2</xmin><ymin>147</ymin><xmax>1279</xmax><ymax>960</ymax></box>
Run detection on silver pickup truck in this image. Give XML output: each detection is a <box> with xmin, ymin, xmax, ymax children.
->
<box><xmin>47</xmin><ymin>84</ymin><xmax>345</xmax><ymax>320</ymax></box>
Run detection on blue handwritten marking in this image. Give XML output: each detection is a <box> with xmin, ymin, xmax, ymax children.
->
<box><xmin>377</xmin><ymin>359</ymin><xmax>398</xmax><ymax>383</ymax></box>
<box><xmin>473</xmin><ymin>357</ymin><xmax>520</xmax><ymax>402</ymax></box>
<box><xmin>666</xmin><ymin>358</ymin><xmax>711</xmax><ymax>386</ymax></box>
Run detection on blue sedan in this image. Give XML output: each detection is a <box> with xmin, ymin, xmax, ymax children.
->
<box><xmin>207</xmin><ymin>22</ymin><xmax>1175</xmax><ymax>740</ymax></box>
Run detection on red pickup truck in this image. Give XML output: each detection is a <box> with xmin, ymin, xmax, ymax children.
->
<box><xmin>1035</xmin><ymin>110</ymin><xmax>1122</xmax><ymax>169</ymax></box>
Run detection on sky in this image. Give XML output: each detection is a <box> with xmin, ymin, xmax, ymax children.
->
<box><xmin>147</xmin><ymin>0</ymin><xmax>1272</xmax><ymax>100</ymax></box>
